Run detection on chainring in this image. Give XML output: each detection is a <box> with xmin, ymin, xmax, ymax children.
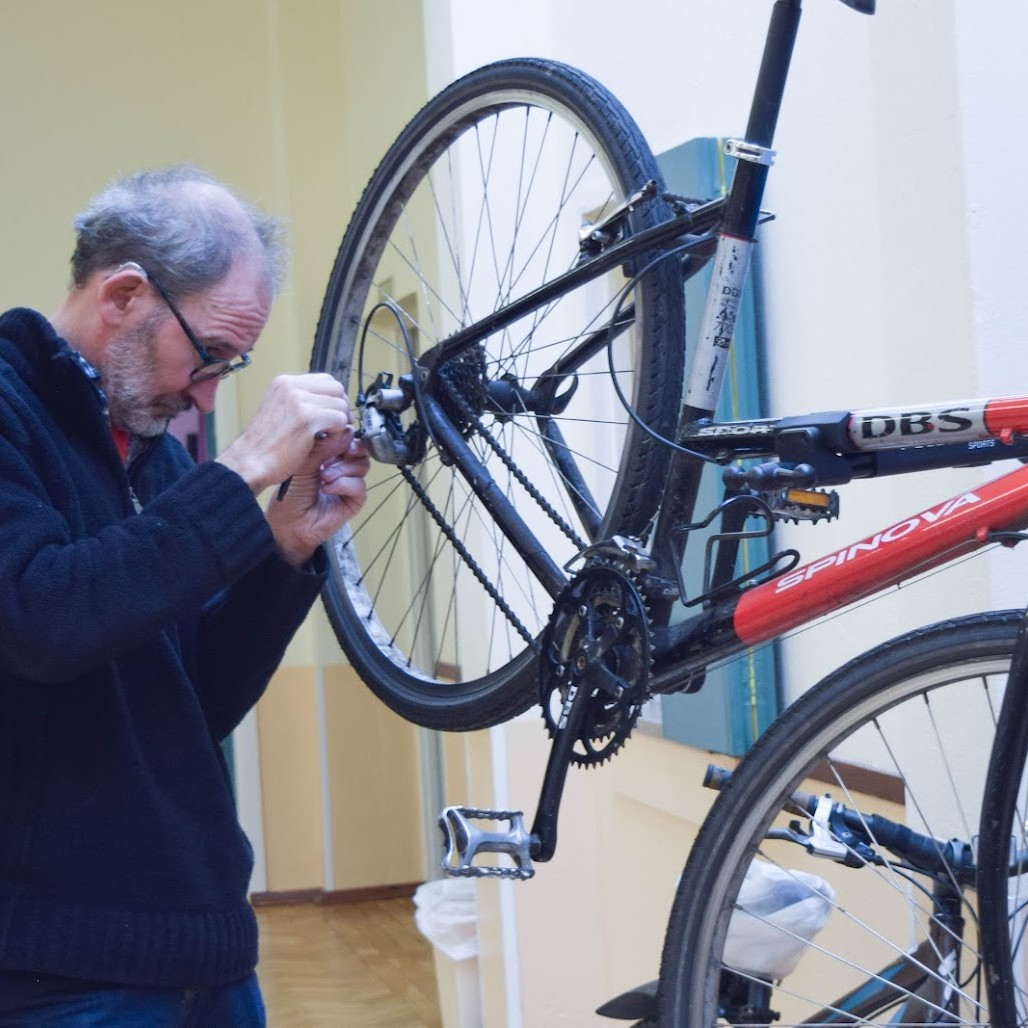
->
<box><xmin>539</xmin><ymin>563</ymin><xmax>652</xmax><ymax>767</ymax></box>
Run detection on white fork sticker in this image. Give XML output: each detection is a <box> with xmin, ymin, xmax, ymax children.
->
<box><xmin>939</xmin><ymin>949</ymin><xmax>957</xmax><ymax>1008</ymax></box>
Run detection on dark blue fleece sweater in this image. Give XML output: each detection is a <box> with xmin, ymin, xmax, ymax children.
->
<box><xmin>0</xmin><ymin>308</ymin><xmax>325</xmax><ymax>987</ymax></box>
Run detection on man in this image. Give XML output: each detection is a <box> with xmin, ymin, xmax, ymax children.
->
<box><xmin>0</xmin><ymin>166</ymin><xmax>370</xmax><ymax>1024</ymax></box>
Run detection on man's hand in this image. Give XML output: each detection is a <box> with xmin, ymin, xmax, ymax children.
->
<box><xmin>215</xmin><ymin>374</ymin><xmax>355</xmax><ymax>494</ymax></box>
<box><xmin>264</xmin><ymin>432</ymin><xmax>371</xmax><ymax>567</ymax></box>
<box><xmin>213</xmin><ymin>373</ymin><xmax>371</xmax><ymax>566</ymax></box>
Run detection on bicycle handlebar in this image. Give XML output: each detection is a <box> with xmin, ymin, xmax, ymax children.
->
<box><xmin>704</xmin><ymin>763</ymin><xmax>976</xmax><ymax>880</ymax></box>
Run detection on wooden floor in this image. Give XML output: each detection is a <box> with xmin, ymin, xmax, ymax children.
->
<box><xmin>255</xmin><ymin>898</ymin><xmax>442</xmax><ymax>1026</ymax></box>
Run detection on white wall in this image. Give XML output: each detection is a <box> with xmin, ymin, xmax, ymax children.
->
<box><xmin>952</xmin><ymin>0</ymin><xmax>1028</xmax><ymax>609</ymax></box>
<box><xmin>428</xmin><ymin>0</ymin><xmax>1028</xmax><ymax>645</ymax></box>
<box><xmin>421</xmin><ymin>0</ymin><xmax>1028</xmax><ymax>1020</ymax></box>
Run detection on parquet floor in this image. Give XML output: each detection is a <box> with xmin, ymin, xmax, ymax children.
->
<box><xmin>255</xmin><ymin>898</ymin><xmax>442</xmax><ymax>1026</ymax></box>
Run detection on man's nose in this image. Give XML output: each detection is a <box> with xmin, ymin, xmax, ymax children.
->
<box><xmin>185</xmin><ymin>376</ymin><xmax>220</xmax><ymax>414</ymax></box>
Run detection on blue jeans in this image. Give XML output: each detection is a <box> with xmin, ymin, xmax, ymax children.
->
<box><xmin>0</xmin><ymin>968</ymin><xmax>265</xmax><ymax>1026</ymax></box>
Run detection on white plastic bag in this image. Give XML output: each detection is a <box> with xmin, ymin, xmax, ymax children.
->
<box><xmin>414</xmin><ymin>878</ymin><xmax>478</xmax><ymax>961</ymax></box>
<box><xmin>723</xmin><ymin>859</ymin><xmax>836</xmax><ymax>980</ymax></box>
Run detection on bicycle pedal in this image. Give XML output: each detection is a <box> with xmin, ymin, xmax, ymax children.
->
<box><xmin>438</xmin><ymin>806</ymin><xmax>535</xmax><ymax>880</ymax></box>
<box><xmin>771</xmin><ymin>486</ymin><xmax>839</xmax><ymax>524</ymax></box>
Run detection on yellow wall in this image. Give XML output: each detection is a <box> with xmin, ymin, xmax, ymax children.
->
<box><xmin>0</xmin><ymin>0</ymin><xmax>431</xmax><ymax>895</ymax></box>
<box><xmin>322</xmin><ymin>664</ymin><xmax>425</xmax><ymax>889</ymax></box>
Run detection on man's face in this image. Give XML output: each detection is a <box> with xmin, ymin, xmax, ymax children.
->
<box><xmin>102</xmin><ymin>256</ymin><xmax>272</xmax><ymax>437</ymax></box>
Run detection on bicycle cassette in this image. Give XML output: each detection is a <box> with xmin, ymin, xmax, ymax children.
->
<box><xmin>539</xmin><ymin>564</ymin><xmax>652</xmax><ymax>767</ymax></box>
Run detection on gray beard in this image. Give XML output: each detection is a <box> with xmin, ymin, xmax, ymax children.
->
<box><xmin>102</xmin><ymin>315</ymin><xmax>189</xmax><ymax>436</ymax></box>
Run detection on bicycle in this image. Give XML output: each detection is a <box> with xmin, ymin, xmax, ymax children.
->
<box><xmin>308</xmin><ymin>0</ymin><xmax>1028</xmax><ymax>1021</ymax></box>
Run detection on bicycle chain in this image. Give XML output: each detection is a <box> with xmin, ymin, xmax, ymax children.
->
<box><xmin>399</xmin><ymin>465</ymin><xmax>537</xmax><ymax>649</ymax></box>
<box><xmin>394</xmin><ymin>363</ymin><xmax>593</xmax><ymax>651</ymax></box>
<box><xmin>438</xmin><ymin>367</ymin><xmax>588</xmax><ymax>553</ymax></box>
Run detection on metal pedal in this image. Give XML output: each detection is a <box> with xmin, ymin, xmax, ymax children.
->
<box><xmin>438</xmin><ymin>806</ymin><xmax>535</xmax><ymax>880</ymax></box>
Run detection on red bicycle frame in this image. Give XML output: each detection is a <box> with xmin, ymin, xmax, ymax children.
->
<box><xmin>651</xmin><ymin>394</ymin><xmax>1028</xmax><ymax>688</ymax></box>
<box><xmin>736</xmin><ymin>462</ymin><xmax>1028</xmax><ymax>645</ymax></box>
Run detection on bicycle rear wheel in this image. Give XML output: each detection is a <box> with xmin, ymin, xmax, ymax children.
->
<box><xmin>312</xmin><ymin>59</ymin><xmax>686</xmax><ymax>729</ymax></box>
<box><xmin>978</xmin><ymin>610</ymin><xmax>1028</xmax><ymax>1023</ymax></box>
<box><xmin>658</xmin><ymin>612</ymin><xmax>1021</xmax><ymax>1026</ymax></box>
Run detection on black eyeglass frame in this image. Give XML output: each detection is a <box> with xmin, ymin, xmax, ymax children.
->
<box><xmin>146</xmin><ymin>272</ymin><xmax>252</xmax><ymax>383</ymax></box>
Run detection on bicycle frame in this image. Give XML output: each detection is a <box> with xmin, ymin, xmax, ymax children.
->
<box><xmin>416</xmin><ymin>224</ymin><xmax>1028</xmax><ymax>686</ymax></box>
<box><xmin>407</xmin><ymin>0</ymin><xmax>1028</xmax><ymax>654</ymax></box>
<box><xmin>651</xmin><ymin>407</ymin><xmax>1028</xmax><ymax>690</ymax></box>
<box><xmin>415</xmin><ymin>0</ymin><xmax>1028</xmax><ymax>870</ymax></box>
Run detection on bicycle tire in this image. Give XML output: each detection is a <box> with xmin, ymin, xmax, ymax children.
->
<box><xmin>978</xmin><ymin>609</ymin><xmax>1028</xmax><ymax>1023</ymax></box>
<box><xmin>311</xmin><ymin>59</ymin><xmax>686</xmax><ymax>729</ymax></box>
<box><xmin>658</xmin><ymin>611</ymin><xmax>1022</xmax><ymax>1026</ymax></box>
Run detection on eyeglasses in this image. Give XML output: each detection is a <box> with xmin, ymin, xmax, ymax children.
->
<box><xmin>147</xmin><ymin>272</ymin><xmax>252</xmax><ymax>383</ymax></box>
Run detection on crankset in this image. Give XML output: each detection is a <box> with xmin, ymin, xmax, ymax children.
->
<box><xmin>540</xmin><ymin>563</ymin><xmax>652</xmax><ymax>766</ymax></box>
<box><xmin>437</xmin><ymin>561</ymin><xmax>654</xmax><ymax>878</ymax></box>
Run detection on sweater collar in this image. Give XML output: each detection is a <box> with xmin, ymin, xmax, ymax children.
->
<box><xmin>0</xmin><ymin>307</ymin><xmax>108</xmax><ymax>416</ymax></box>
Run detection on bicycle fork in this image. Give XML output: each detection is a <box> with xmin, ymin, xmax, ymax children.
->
<box><xmin>803</xmin><ymin>887</ymin><xmax>966</xmax><ymax>1024</ymax></box>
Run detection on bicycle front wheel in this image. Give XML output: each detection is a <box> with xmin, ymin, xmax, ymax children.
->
<box><xmin>658</xmin><ymin>611</ymin><xmax>1021</xmax><ymax>1026</ymax></box>
<box><xmin>312</xmin><ymin>59</ymin><xmax>686</xmax><ymax>729</ymax></box>
<box><xmin>978</xmin><ymin>610</ymin><xmax>1028</xmax><ymax>1023</ymax></box>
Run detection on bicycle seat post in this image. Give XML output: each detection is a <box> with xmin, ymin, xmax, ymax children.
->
<box><xmin>724</xmin><ymin>0</ymin><xmax>802</xmax><ymax>240</ymax></box>
<box><xmin>648</xmin><ymin>0</ymin><xmax>804</xmax><ymax>603</ymax></box>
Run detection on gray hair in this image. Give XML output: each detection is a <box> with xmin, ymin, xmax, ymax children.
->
<box><xmin>69</xmin><ymin>165</ymin><xmax>287</xmax><ymax>298</ymax></box>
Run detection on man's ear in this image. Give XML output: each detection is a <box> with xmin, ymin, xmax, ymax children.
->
<box><xmin>97</xmin><ymin>262</ymin><xmax>150</xmax><ymax>324</ymax></box>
